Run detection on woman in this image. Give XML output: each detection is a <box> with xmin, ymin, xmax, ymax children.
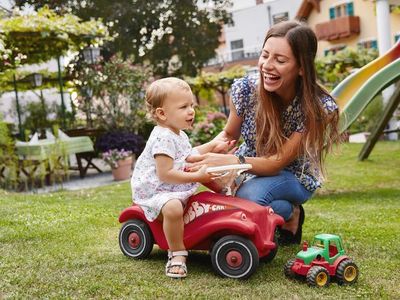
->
<box><xmin>187</xmin><ymin>20</ymin><xmax>340</xmax><ymax>244</ymax></box>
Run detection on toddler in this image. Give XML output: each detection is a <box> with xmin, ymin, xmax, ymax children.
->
<box><xmin>131</xmin><ymin>77</ymin><xmax>230</xmax><ymax>278</ymax></box>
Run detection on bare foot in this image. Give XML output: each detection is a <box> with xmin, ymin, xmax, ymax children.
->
<box><xmin>281</xmin><ymin>205</ymin><xmax>300</xmax><ymax>235</ymax></box>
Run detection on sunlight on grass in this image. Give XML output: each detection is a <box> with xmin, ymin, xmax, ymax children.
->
<box><xmin>0</xmin><ymin>141</ymin><xmax>399</xmax><ymax>299</ymax></box>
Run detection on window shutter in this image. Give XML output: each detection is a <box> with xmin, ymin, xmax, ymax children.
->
<box><xmin>371</xmin><ymin>40</ymin><xmax>378</xmax><ymax>49</ymax></box>
<box><xmin>346</xmin><ymin>2</ymin><xmax>354</xmax><ymax>16</ymax></box>
<box><xmin>395</xmin><ymin>35</ymin><xmax>400</xmax><ymax>43</ymax></box>
<box><xmin>329</xmin><ymin>7</ymin><xmax>335</xmax><ymax>19</ymax></box>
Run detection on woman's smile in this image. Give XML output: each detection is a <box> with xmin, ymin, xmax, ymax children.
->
<box><xmin>262</xmin><ymin>72</ymin><xmax>281</xmax><ymax>85</ymax></box>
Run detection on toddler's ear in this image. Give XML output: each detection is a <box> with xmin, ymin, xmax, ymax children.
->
<box><xmin>155</xmin><ymin>107</ymin><xmax>166</xmax><ymax>120</ymax></box>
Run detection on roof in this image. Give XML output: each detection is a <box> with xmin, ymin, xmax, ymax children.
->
<box><xmin>296</xmin><ymin>0</ymin><xmax>321</xmax><ymax>20</ymax></box>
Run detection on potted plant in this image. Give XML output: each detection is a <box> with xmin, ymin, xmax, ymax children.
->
<box><xmin>101</xmin><ymin>149</ymin><xmax>133</xmax><ymax>181</ymax></box>
<box><xmin>96</xmin><ymin>131</ymin><xmax>145</xmax><ymax>181</ymax></box>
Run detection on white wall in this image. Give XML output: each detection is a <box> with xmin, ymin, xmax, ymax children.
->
<box><xmin>214</xmin><ymin>0</ymin><xmax>302</xmax><ymax>63</ymax></box>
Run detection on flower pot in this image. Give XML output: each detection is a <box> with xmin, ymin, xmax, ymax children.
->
<box><xmin>111</xmin><ymin>157</ymin><xmax>133</xmax><ymax>181</ymax></box>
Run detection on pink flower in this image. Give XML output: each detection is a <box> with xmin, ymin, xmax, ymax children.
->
<box><xmin>102</xmin><ymin>149</ymin><xmax>132</xmax><ymax>169</ymax></box>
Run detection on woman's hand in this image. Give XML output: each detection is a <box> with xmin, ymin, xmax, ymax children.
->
<box><xmin>186</xmin><ymin>153</ymin><xmax>238</xmax><ymax>171</ymax></box>
<box><xmin>212</xmin><ymin>139</ymin><xmax>237</xmax><ymax>154</ymax></box>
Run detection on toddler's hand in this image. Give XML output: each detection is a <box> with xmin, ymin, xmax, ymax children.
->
<box><xmin>194</xmin><ymin>165</ymin><xmax>214</xmax><ymax>183</ymax></box>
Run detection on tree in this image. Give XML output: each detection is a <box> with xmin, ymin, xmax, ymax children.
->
<box><xmin>186</xmin><ymin>66</ymin><xmax>246</xmax><ymax>115</ymax></box>
<box><xmin>15</xmin><ymin>0</ymin><xmax>233</xmax><ymax>76</ymax></box>
<box><xmin>0</xmin><ymin>6</ymin><xmax>109</xmax><ymax>71</ymax></box>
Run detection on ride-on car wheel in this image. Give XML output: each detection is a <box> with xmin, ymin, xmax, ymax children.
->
<box><xmin>306</xmin><ymin>266</ymin><xmax>330</xmax><ymax>287</ymax></box>
<box><xmin>211</xmin><ymin>235</ymin><xmax>259</xmax><ymax>279</ymax></box>
<box><xmin>119</xmin><ymin>219</ymin><xmax>154</xmax><ymax>259</ymax></box>
<box><xmin>336</xmin><ymin>259</ymin><xmax>359</xmax><ymax>285</ymax></box>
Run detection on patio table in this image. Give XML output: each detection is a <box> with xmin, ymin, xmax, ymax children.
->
<box><xmin>16</xmin><ymin>136</ymin><xmax>95</xmax><ymax>180</ymax></box>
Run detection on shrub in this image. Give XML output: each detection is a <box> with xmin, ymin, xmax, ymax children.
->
<box><xmin>0</xmin><ymin>115</ymin><xmax>18</xmax><ymax>189</ymax></box>
<box><xmin>95</xmin><ymin>131</ymin><xmax>145</xmax><ymax>157</ymax></box>
<box><xmin>316</xmin><ymin>47</ymin><xmax>378</xmax><ymax>90</ymax></box>
<box><xmin>348</xmin><ymin>94</ymin><xmax>384</xmax><ymax>134</ymax></box>
<box><xmin>189</xmin><ymin>109</ymin><xmax>227</xmax><ymax>146</ymax></box>
<box><xmin>69</xmin><ymin>53</ymin><xmax>152</xmax><ymax>132</ymax></box>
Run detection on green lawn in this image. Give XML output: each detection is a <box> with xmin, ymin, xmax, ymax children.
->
<box><xmin>1</xmin><ymin>142</ymin><xmax>399</xmax><ymax>299</ymax></box>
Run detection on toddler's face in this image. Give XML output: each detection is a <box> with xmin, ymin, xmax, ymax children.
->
<box><xmin>157</xmin><ymin>88</ymin><xmax>196</xmax><ymax>134</ymax></box>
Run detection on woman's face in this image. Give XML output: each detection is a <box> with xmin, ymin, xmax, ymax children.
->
<box><xmin>258</xmin><ymin>36</ymin><xmax>302</xmax><ymax>104</ymax></box>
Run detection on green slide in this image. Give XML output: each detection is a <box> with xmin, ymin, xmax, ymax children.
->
<box><xmin>330</xmin><ymin>41</ymin><xmax>400</xmax><ymax>133</ymax></box>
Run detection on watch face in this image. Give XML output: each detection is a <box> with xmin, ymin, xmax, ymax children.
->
<box><xmin>239</xmin><ymin>155</ymin><xmax>246</xmax><ymax>164</ymax></box>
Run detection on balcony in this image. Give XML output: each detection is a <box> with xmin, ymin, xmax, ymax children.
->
<box><xmin>206</xmin><ymin>46</ymin><xmax>261</xmax><ymax>67</ymax></box>
<box><xmin>315</xmin><ymin>16</ymin><xmax>360</xmax><ymax>41</ymax></box>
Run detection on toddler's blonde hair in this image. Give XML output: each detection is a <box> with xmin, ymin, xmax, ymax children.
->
<box><xmin>145</xmin><ymin>77</ymin><xmax>192</xmax><ymax>121</ymax></box>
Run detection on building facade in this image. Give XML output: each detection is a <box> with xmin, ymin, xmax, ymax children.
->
<box><xmin>206</xmin><ymin>0</ymin><xmax>303</xmax><ymax>71</ymax></box>
<box><xmin>297</xmin><ymin>0</ymin><xmax>400</xmax><ymax>57</ymax></box>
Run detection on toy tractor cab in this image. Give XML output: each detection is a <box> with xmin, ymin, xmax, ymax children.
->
<box><xmin>284</xmin><ymin>234</ymin><xmax>359</xmax><ymax>287</ymax></box>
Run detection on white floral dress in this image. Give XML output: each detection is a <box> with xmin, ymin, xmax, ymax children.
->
<box><xmin>131</xmin><ymin>126</ymin><xmax>199</xmax><ymax>221</ymax></box>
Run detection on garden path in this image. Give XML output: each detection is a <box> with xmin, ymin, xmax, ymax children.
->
<box><xmin>29</xmin><ymin>158</ymin><xmax>129</xmax><ymax>194</ymax></box>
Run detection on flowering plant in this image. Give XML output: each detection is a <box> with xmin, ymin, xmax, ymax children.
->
<box><xmin>189</xmin><ymin>111</ymin><xmax>227</xmax><ymax>146</ymax></box>
<box><xmin>101</xmin><ymin>149</ymin><xmax>132</xmax><ymax>169</ymax></box>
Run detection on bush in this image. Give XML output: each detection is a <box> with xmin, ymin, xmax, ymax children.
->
<box><xmin>348</xmin><ymin>94</ymin><xmax>384</xmax><ymax>134</ymax></box>
<box><xmin>189</xmin><ymin>108</ymin><xmax>227</xmax><ymax>146</ymax></box>
<box><xmin>0</xmin><ymin>115</ymin><xmax>18</xmax><ymax>189</ymax></box>
<box><xmin>95</xmin><ymin>131</ymin><xmax>145</xmax><ymax>157</ymax></box>
<box><xmin>69</xmin><ymin>53</ymin><xmax>152</xmax><ymax>132</ymax></box>
<box><xmin>316</xmin><ymin>47</ymin><xmax>378</xmax><ymax>90</ymax></box>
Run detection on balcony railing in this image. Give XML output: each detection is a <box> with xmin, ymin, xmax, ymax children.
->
<box><xmin>206</xmin><ymin>46</ymin><xmax>261</xmax><ymax>67</ymax></box>
<box><xmin>315</xmin><ymin>16</ymin><xmax>360</xmax><ymax>41</ymax></box>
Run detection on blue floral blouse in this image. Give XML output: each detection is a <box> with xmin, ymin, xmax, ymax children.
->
<box><xmin>231</xmin><ymin>75</ymin><xmax>338</xmax><ymax>192</ymax></box>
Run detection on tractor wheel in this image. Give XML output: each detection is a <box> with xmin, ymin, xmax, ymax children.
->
<box><xmin>284</xmin><ymin>258</ymin><xmax>296</xmax><ymax>279</ymax></box>
<box><xmin>119</xmin><ymin>219</ymin><xmax>154</xmax><ymax>259</ymax></box>
<box><xmin>306</xmin><ymin>266</ymin><xmax>330</xmax><ymax>287</ymax></box>
<box><xmin>211</xmin><ymin>235</ymin><xmax>259</xmax><ymax>279</ymax></box>
<box><xmin>261</xmin><ymin>235</ymin><xmax>278</xmax><ymax>263</ymax></box>
<box><xmin>336</xmin><ymin>259</ymin><xmax>359</xmax><ymax>285</ymax></box>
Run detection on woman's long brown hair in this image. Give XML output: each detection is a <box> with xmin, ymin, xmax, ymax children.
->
<box><xmin>255</xmin><ymin>21</ymin><xmax>340</xmax><ymax>179</ymax></box>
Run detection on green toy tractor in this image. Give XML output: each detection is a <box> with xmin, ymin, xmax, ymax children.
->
<box><xmin>284</xmin><ymin>234</ymin><xmax>359</xmax><ymax>287</ymax></box>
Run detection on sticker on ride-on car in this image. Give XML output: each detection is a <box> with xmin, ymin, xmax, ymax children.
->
<box><xmin>183</xmin><ymin>201</ymin><xmax>234</xmax><ymax>224</ymax></box>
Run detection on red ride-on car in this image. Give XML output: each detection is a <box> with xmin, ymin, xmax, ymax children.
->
<box><xmin>118</xmin><ymin>165</ymin><xmax>284</xmax><ymax>279</ymax></box>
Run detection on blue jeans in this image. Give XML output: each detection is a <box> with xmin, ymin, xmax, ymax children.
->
<box><xmin>236</xmin><ymin>170</ymin><xmax>313</xmax><ymax>221</ymax></box>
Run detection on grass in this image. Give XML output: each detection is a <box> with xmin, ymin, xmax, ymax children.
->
<box><xmin>1</xmin><ymin>141</ymin><xmax>399</xmax><ymax>299</ymax></box>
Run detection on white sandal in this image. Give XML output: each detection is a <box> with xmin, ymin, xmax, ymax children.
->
<box><xmin>165</xmin><ymin>250</ymin><xmax>188</xmax><ymax>278</ymax></box>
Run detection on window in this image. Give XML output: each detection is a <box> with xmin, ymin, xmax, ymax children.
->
<box><xmin>272</xmin><ymin>12</ymin><xmax>289</xmax><ymax>24</ymax></box>
<box><xmin>324</xmin><ymin>45</ymin><xmax>346</xmax><ymax>56</ymax></box>
<box><xmin>230</xmin><ymin>39</ymin><xmax>244</xmax><ymax>61</ymax></box>
<box><xmin>329</xmin><ymin>241</ymin><xmax>339</xmax><ymax>258</ymax></box>
<box><xmin>358</xmin><ymin>39</ymin><xmax>378</xmax><ymax>50</ymax></box>
<box><xmin>329</xmin><ymin>2</ymin><xmax>354</xmax><ymax>19</ymax></box>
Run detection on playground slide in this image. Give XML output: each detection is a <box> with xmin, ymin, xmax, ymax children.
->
<box><xmin>331</xmin><ymin>40</ymin><xmax>400</xmax><ymax>133</ymax></box>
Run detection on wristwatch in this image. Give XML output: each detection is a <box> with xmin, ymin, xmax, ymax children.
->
<box><xmin>237</xmin><ymin>154</ymin><xmax>246</xmax><ymax>164</ymax></box>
